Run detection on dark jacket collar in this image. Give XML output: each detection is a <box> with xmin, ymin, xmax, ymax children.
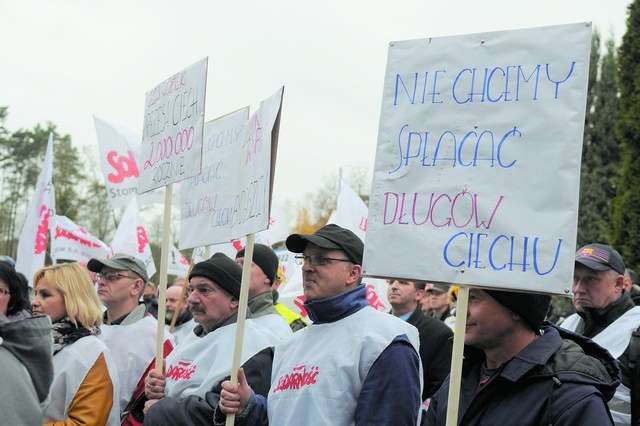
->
<box><xmin>304</xmin><ymin>285</ymin><xmax>368</xmax><ymax>324</ymax></box>
<box><xmin>577</xmin><ymin>291</ymin><xmax>635</xmax><ymax>338</ymax></box>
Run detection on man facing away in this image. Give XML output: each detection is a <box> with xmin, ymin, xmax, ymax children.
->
<box><xmin>217</xmin><ymin>224</ymin><xmax>422</xmax><ymax>425</ymax></box>
<box><xmin>234</xmin><ymin>244</ymin><xmax>293</xmax><ymax>338</ymax></box>
<box><xmin>88</xmin><ymin>253</ymin><xmax>173</xmax><ymax>423</ymax></box>
<box><xmin>387</xmin><ymin>278</ymin><xmax>453</xmax><ymax>401</ymax></box>
<box><xmin>426</xmin><ymin>288</ymin><xmax>619</xmax><ymax>425</ymax></box>
<box><xmin>142</xmin><ymin>253</ymin><xmax>286</xmax><ymax>425</ymax></box>
<box><xmin>561</xmin><ymin>243</ymin><xmax>640</xmax><ymax>425</ymax></box>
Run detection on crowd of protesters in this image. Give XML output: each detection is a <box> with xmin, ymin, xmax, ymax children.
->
<box><xmin>1</xmin><ymin>226</ymin><xmax>639</xmax><ymax>425</ymax></box>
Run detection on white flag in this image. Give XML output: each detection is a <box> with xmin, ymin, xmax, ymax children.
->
<box><xmin>327</xmin><ymin>179</ymin><xmax>368</xmax><ymax>241</ymax></box>
<box><xmin>16</xmin><ymin>133</ymin><xmax>55</xmax><ymax>284</ymax></box>
<box><xmin>167</xmin><ymin>244</ymin><xmax>190</xmax><ymax>277</ymax></box>
<box><xmin>109</xmin><ymin>198</ymin><xmax>156</xmax><ymax>280</ymax></box>
<box><xmin>255</xmin><ymin>203</ymin><xmax>290</xmax><ymax>246</ymax></box>
<box><xmin>93</xmin><ymin>116</ymin><xmax>169</xmax><ymax>208</ymax></box>
<box><xmin>51</xmin><ymin>215</ymin><xmax>109</xmax><ymax>262</ymax></box>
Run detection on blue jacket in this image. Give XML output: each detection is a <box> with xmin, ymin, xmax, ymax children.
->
<box><xmin>425</xmin><ymin>323</ymin><xmax>620</xmax><ymax>425</ymax></box>
<box><xmin>236</xmin><ymin>285</ymin><xmax>421</xmax><ymax>425</ymax></box>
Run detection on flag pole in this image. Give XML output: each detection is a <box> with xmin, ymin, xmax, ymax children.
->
<box><xmin>154</xmin><ymin>184</ymin><xmax>173</xmax><ymax>372</ymax></box>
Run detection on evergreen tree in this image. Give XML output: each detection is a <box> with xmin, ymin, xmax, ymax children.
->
<box><xmin>612</xmin><ymin>0</ymin><xmax>640</xmax><ymax>270</ymax></box>
<box><xmin>578</xmin><ymin>32</ymin><xmax>620</xmax><ymax>246</ymax></box>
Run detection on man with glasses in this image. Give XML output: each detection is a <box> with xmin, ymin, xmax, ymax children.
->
<box><xmin>142</xmin><ymin>253</ymin><xmax>285</xmax><ymax>425</ymax></box>
<box><xmin>217</xmin><ymin>224</ymin><xmax>423</xmax><ymax>425</ymax></box>
<box><xmin>88</xmin><ymin>253</ymin><xmax>173</xmax><ymax>424</ymax></box>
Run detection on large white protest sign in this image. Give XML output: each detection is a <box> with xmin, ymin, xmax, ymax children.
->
<box><xmin>138</xmin><ymin>57</ymin><xmax>208</xmax><ymax>193</ymax></box>
<box><xmin>16</xmin><ymin>133</ymin><xmax>55</xmax><ymax>283</ymax></box>
<box><xmin>364</xmin><ymin>23</ymin><xmax>592</xmax><ymax>295</ymax></box>
<box><xmin>51</xmin><ymin>215</ymin><xmax>109</xmax><ymax>262</ymax></box>
<box><xmin>179</xmin><ymin>87</ymin><xmax>283</xmax><ymax>249</ymax></box>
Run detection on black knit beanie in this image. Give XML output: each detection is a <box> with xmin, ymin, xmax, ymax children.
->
<box><xmin>189</xmin><ymin>253</ymin><xmax>242</xmax><ymax>299</ymax></box>
<box><xmin>485</xmin><ymin>290</ymin><xmax>551</xmax><ymax>333</ymax></box>
<box><xmin>236</xmin><ymin>244</ymin><xmax>279</xmax><ymax>285</ymax></box>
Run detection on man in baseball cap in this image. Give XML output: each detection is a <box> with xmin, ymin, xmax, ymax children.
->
<box><xmin>425</xmin><ymin>288</ymin><xmax>618</xmax><ymax>425</ymax></box>
<box><xmin>561</xmin><ymin>243</ymin><xmax>640</xmax><ymax>424</ymax></box>
<box><xmin>218</xmin><ymin>224</ymin><xmax>422</xmax><ymax>424</ymax></box>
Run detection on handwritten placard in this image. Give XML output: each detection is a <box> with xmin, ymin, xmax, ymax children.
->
<box><xmin>179</xmin><ymin>86</ymin><xmax>283</xmax><ymax>249</ymax></box>
<box><xmin>363</xmin><ymin>23</ymin><xmax>591</xmax><ymax>295</ymax></box>
<box><xmin>138</xmin><ymin>58</ymin><xmax>208</xmax><ymax>193</ymax></box>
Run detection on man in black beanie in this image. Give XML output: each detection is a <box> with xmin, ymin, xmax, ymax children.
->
<box><xmin>142</xmin><ymin>253</ymin><xmax>285</xmax><ymax>424</ymax></box>
<box><xmin>425</xmin><ymin>288</ymin><xmax>620</xmax><ymax>425</ymax></box>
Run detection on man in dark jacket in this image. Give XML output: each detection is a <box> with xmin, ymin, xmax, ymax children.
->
<box><xmin>561</xmin><ymin>243</ymin><xmax>640</xmax><ymax>424</ymax></box>
<box><xmin>425</xmin><ymin>288</ymin><xmax>619</xmax><ymax>425</ymax></box>
<box><xmin>388</xmin><ymin>278</ymin><xmax>453</xmax><ymax>400</ymax></box>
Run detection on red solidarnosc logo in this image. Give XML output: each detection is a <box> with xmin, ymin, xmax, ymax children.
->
<box><xmin>232</xmin><ymin>240</ymin><xmax>243</xmax><ymax>252</ymax></box>
<box><xmin>272</xmin><ymin>364</ymin><xmax>320</xmax><ymax>393</ymax></box>
<box><xmin>166</xmin><ymin>360</ymin><xmax>196</xmax><ymax>381</ymax></box>
<box><xmin>34</xmin><ymin>205</ymin><xmax>51</xmax><ymax>255</ymax></box>
<box><xmin>137</xmin><ymin>226</ymin><xmax>149</xmax><ymax>253</ymax></box>
<box><xmin>107</xmin><ymin>150</ymin><xmax>139</xmax><ymax>183</ymax></box>
<box><xmin>293</xmin><ymin>295</ymin><xmax>308</xmax><ymax>318</ymax></box>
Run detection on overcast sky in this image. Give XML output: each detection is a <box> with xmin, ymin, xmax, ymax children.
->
<box><xmin>1</xmin><ymin>0</ymin><xmax>633</xmax><ymax>213</ymax></box>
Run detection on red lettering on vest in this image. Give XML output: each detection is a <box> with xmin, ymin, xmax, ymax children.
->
<box><xmin>272</xmin><ymin>364</ymin><xmax>319</xmax><ymax>393</ymax></box>
<box><xmin>166</xmin><ymin>360</ymin><xmax>197</xmax><ymax>380</ymax></box>
<box><xmin>293</xmin><ymin>295</ymin><xmax>308</xmax><ymax>318</ymax></box>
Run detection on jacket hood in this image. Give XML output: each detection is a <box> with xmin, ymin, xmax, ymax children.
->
<box><xmin>544</xmin><ymin>323</ymin><xmax>620</xmax><ymax>401</ymax></box>
<box><xmin>0</xmin><ymin>315</ymin><xmax>54</xmax><ymax>402</ymax></box>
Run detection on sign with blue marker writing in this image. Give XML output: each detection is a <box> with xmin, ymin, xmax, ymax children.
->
<box><xmin>363</xmin><ymin>23</ymin><xmax>591</xmax><ymax>295</ymax></box>
<box><xmin>138</xmin><ymin>57</ymin><xmax>208</xmax><ymax>193</ymax></box>
<box><xmin>179</xmin><ymin>87</ymin><xmax>283</xmax><ymax>249</ymax></box>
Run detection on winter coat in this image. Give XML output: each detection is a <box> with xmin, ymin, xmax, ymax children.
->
<box><xmin>425</xmin><ymin>323</ymin><xmax>620</xmax><ymax>426</ymax></box>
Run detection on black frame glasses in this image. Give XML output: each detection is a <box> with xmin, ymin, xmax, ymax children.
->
<box><xmin>95</xmin><ymin>271</ymin><xmax>135</xmax><ymax>282</ymax></box>
<box><xmin>294</xmin><ymin>255</ymin><xmax>351</xmax><ymax>267</ymax></box>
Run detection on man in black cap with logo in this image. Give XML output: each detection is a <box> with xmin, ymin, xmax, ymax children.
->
<box><xmin>425</xmin><ymin>287</ymin><xmax>620</xmax><ymax>425</ymax></box>
<box><xmin>217</xmin><ymin>224</ymin><xmax>422</xmax><ymax>425</ymax></box>
<box><xmin>88</xmin><ymin>252</ymin><xmax>173</xmax><ymax>423</ymax></box>
<box><xmin>561</xmin><ymin>243</ymin><xmax>640</xmax><ymax>425</ymax></box>
<box><xmin>142</xmin><ymin>253</ymin><xmax>285</xmax><ymax>425</ymax></box>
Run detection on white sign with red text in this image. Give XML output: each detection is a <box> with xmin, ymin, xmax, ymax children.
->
<box><xmin>138</xmin><ymin>58</ymin><xmax>208</xmax><ymax>193</ymax></box>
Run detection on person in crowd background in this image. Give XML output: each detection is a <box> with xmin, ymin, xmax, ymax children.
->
<box><xmin>387</xmin><ymin>278</ymin><xmax>453</xmax><ymax>400</ymax></box>
<box><xmin>426</xmin><ymin>288</ymin><xmax>619</xmax><ymax>425</ymax></box>
<box><xmin>235</xmin><ymin>244</ymin><xmax>293</xmax><ymax>338</ymax></box>
<box><xmin>0</xmin><ymin>261</ymin><xmax>53</xmax><ymax>426</ymax></box>
<box><xmin>88</xmin><ymin>253</ymin><xmax>173</xmax><ymax>425</ymax></box>
<box><xmin>217</xmin><ymin>224</ymin><xmax>422</xmax><ymax>425</ymax></box>
<box><xmin>561</xmin><ymin>243</ymin><xmax>640</xmax><ymax>425</ymax></box>
<box><xmin>32</xmin><ymin>262</ymin><xmax>120</xmax><ymax>425</ymax></box>
<box><xmin>425</xmin><ymin>283</ymin><xmax>452</xmax><ymax>322</ymax></box>
<box><xmin>165</xmin><ymin>284</ymin><xmax>194</xmax><ymax>345</ymax></box>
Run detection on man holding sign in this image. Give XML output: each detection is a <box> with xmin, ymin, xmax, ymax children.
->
<box><xmin>424</xmin><ymin>289</ymin><xmax>618</xmax><ymax>425</ymax></box>
<box><xmin>217</xmin><ymin>224</ymin><xmax>422</xmax><ymax>425</ymax></box>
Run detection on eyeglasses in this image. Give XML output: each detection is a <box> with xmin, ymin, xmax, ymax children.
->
<box><xmin>186</xmin><ymin>285</ymin><xmax>215</xmax><ymax>297</ymax></box>
<box><xmin>0</xmin><ymin>288</ymin><xmax>9</xmax><ymax>296</ymax></box>
<box><xmin>294</xmin><ymin>255</ymin><xmax>351</xmax><ymax>267</ymax></box>
<box><xmin>95</xmin><ymin>271</ymin><xmax>136</xmax><ymax>282</ymax></box>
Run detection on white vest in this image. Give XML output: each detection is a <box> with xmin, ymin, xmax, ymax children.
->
<box><xmin>164</xmin><ymin>318</ymin><xmax>283</xmax><ymax>398</ymax></box>
<box><xmin>45</xmin><ymin>335</ymin><xmax>120</xmax><ymax>426</ymax></box>
<box><xmin>171</xmin><ymin>318</ymin><xmax>196</xmax><ymax>346</ymax></box>
<box><xmin>561</xmin><ymin>306</ymin><xmax>640</xmax><ymax>425</ymax></box>
<box><xmin>252</xmin><ymin>313</ymin><xmax>293</xmax><ymax>340</ymax></box>
<box><xmin>267</xmin><ymin>306</ymin><xmax>421</xmax><ymax>426</ymax></box>
<box><xmin>100</xmin><ymin>315</ymin><xmax>172</xmax><ymax>409</ymax></box>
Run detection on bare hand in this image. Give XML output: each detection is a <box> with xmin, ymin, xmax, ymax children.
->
<box><xmin>219</xmin><ymin>368</ymin><xmax>252</xmax><ymax>415</ymax></box>
<box><xmin>145</xmin><ymin>369</ymin><xmax>166</xmax><ymax>400</ymax></box>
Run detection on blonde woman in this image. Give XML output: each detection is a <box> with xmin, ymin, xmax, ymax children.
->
<box><xmin>32</xmin><ymin>262</ymin><xmax>120</xmax><ymax>426</ymax></box>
